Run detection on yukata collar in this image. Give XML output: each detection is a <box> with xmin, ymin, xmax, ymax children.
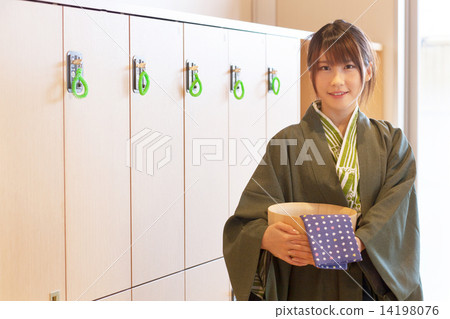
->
<box><xmin>311</xmin><ymin>100</ymin><xmax>361</xmax><ymax>213</ymax></box>
<box><xmin>311</xmin><ymin>100</ymin><xmax>359</xmax><ymax>140</ymax></box>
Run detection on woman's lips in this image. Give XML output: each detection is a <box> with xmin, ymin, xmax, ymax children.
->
<box><xmin>328</xmin><ymin>91</ymin><xmax>349</xmax><ymax>98</ymax></box>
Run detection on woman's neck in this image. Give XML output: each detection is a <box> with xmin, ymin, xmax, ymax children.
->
<box><xmin>321</xmin><ymin>105</ymin><xmax>357</xmax><ymax>136</ymax></box>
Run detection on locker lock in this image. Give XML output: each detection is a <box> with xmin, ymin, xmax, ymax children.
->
<box><xmin>133</xmin><ymin>56</ymin><xmax>150</xmax><ymax>96</ymax></box>
<box><xmin>186</xmin><ymin>61</ymin><xmax>202</xmax><ymax>97</ymax></box>
<box><xmin>268</xmin><ymin>67</ymin><xmax>280</xmax><ymax>95</ymax></box>
<box><xmin>230</xmin><ymin>65</ymin><xmax>245</xmax><ymax>100</ymax></box>
<box><xmin>67</xmin><ymin>51</ymin><xmax>88</xmax><ymax>99</ymax></box>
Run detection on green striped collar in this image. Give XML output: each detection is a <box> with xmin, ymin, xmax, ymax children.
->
<box><xmin>312</xmin><ymin>101</ymin><xmax>359</xmax><ymax>163</ymax></box>
<box><xmin>312</xmin><ymin>100</ymin><xmax>361</xmax><ymax>214</ymax></box>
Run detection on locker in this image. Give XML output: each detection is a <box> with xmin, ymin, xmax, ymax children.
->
<box><xmin>266</xmin><ymin>35</ymin><xmax>301</xmax><ymax>140</ymax></box>
<box><xmin>228</xmin><ymin>29</ymin><xmax>267</xmax><ymax>216</ymax></box>
<box><xmin>184</xmin><ymin>24</ymin><xmax>229</xmax><ymax>268</ymax></box>
<box><xmin>98</xmin><ymin>289</ymin><xmax>132</xmax><ymax>301</ymax></box>
<box><xmin>0</xmin><ymin>0</ymin><xmax>65</xmax><ymax>301</ymax></box>
<box><xmin>132</xmin><ymin>272</ymin><xmax>184</xmax><ymax>301</ymax></box>
<box><xmin>130</xmin><ymin>16</ymin><xmax>185</xmax><ymax>287</ymax></box>
<box><xmin>185</xmin><ymin>259</ymin><xmax>230</xmax><ymax>301</ymax></box>
<box><xmin>64</xmin><ymin>7</ymin><xmax>131</xmax><ymax>300</ymax></box>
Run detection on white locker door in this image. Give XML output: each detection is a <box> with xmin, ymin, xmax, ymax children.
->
<box><xmin>0</xmin><ymin>0</ymin><xmax>65</xmax><ymax>301</ymax></box>
<box><xmin>184</xmin><ymin>24</ymin><xmax>229</xmax><ymax>268</ymax></box>
<box><xmin>132</xmin><ymin>272</ymin><xmax>185</xmax><ymax>301</ymax></box>
<box><xmin>228</xmin><ymin>29</ymin><xmax>267</xmax><ymax>217</ymax></box>
<box><xmin>98</xmin><ymin>290</ymin><xmax>132</xmax><ymax>301</ymax></box>
<box><xmin>266</xmin><ymin>35</ymin><xmax>301</xmax><ymax>140</ymax></box>
<box><xmin>64</xmin><ymin>7</ymin><xmax>131</xmax><ymax>300</ymax></box>
<box><xmin>130</xmin><ymin>17</ymin><xmax>184</xmax><ymax>287</ymax></box>
<box><xmin>185</xmin><ymin>259</ymin><xmax>230</xmax><ymax>301</ymax></box>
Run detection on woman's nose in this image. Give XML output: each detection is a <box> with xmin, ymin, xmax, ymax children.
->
<box><xmin>330</xmin><ymin>70</ymin><xmax>344</xmax><ymax>86</ymax></box>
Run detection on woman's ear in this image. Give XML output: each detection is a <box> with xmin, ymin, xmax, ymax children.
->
<box><xmin>364</xmin><ymin>62</ymin><xmax>373</xmax><ymax>82</ymax></box>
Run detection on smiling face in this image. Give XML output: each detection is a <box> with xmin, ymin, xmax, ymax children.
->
<box><xmin>313</xmin><ymin>56</ymin><xmax>371</xmax><ymax>117</ymax></box>
<box><xmin>307</xmin><ymin>20</ymin><xmax>377</xmax><ymax>121</ymax></box>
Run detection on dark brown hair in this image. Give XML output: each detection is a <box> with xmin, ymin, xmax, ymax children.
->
<box><xmin>307</xmin><ymin>19</ymin><xmax>377</xmax><ymax>105</ymax></box>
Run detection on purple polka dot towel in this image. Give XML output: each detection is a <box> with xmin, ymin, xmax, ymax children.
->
<box><xmin>299</xmin><ymin>214</ymin><xmax>362</xmax><ymax>270</ymax></box>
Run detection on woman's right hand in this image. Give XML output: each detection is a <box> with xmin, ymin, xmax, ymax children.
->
<box><xmin>261</xmin><ymin>222</ymin><xmax>314</xmax><ymax>267</ymax></box>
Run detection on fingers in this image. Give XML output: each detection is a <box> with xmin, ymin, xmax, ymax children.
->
<box><xmin>288</xmin><ymin>244</ymin><xmax>312</xmax><ymax>254</ymax></box>
<box><xmin>288</xmin><ymin>259</ymin><xmax>309</xmax><ymax>267</ymax></box>
<box><xmin>280</xmin><ymin>254</ymin><xmax>308</xmax><ymax>267</ymax></box>
<box><xmin>287</xmin><ymin>247</ymin><xmax>314</xmax><ymax>266</ymax></box>
<box><xmin>289</xmin><ymin>253</ymin><xmax>314</xmax><ymax>266</ymax></box>
<box><xmin>267</xmin><ymin>222</ymin><xmax>317</xmax><ymax>267</ymax></box>
<box><xmin>286</xmin><ymin>234</ymin><xmax>311</xmax><ymax>250</ymax></box>
<box><xmin>355</xmin><ymin>236</ymin><xmax>365</xmax><ymax>252</ymax></box>
<box><xmin>273</xmin><ymin>222</ymin><xmax>300</xmax><ymax>235</ymax></box>
<box><xmin>262</xmin><ymin>222</ymin><xmax>317</xmax><ymax>267</ymax></box>
<box><xmin>288</xmin><ymin>249</ymin><xmax>312</xmax><ymax>259</ymax></box>
<box><xmin>273</xmin><ymin>222</ymin><xmax>309</xmax><ymax>244</ymax></box>
<box><xmin>290</xmin><ymin>237</ymin><xmax>310</xmax><ymax>246</ymax></box>
<box><xmin>282</xmin><ymin>253</ymin><xmax>314</xmax><ymax>267</ymax></box>
<box><xmin>291</xmin><ymin>257</ymin><xmax>314</xmax><ymax>266</ymax></box>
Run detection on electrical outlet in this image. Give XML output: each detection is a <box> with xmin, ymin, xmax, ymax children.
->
<box><xmin>50</xmin><ymin>290</ymin><xmax>60</xmax><ymax>301</ymax></box>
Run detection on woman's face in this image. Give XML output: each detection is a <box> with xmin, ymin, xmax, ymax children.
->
<box><xmin>313</xmin><ymin>54</ymin><xmax>371</xmax><ymax>117</ymax></box>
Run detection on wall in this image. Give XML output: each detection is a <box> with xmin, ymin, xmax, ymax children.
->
<box><xmin>108</xmin><ymin>0</ymin><xmax>253</xmax><ymax>22</ymax></box>
<box><xmin>275</xmin><ymin>0</ymin><xmax>399</xmax><ymax>125</ymax></box>
<box><xmin>416</xmin><ymin>0</ymin><xmax>450</xmax><ymax>301</ymax></box>
<box><xmin>252</xmin><ymin>0</ymin><xmax>277</xmax><ymax>25</ymax></box>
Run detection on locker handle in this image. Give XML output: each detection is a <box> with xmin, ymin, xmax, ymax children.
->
<box><xmin>72</xmin><ymin>68</ymin><xmax>89</xmax><ymax>99</ymax></box>
<box><xmin>230</xmin><ymin>65</ymin><xmax>244</xmax><ymax>100</ymax></box>
<box><xmin>233</xmin><ymin>80</ymin><xmax>245</xmax><ymax>100</ymax></box>
<box><xmin>272</xmin><ymin>76</ymin><xmax>280</xmax><ymax>95</ymax></box>
<box><xmin>133</xmin><ymin>56</ymin><xmax>149</xmax><ymax>95</ymax></box>
<box><xmin>189</xmin><ymin>73</ymin><xmax>202</xmax><ymax>97</ymax></box>
<box><xmin>138</xmin><ymin>70</ymin><xmax>150</xmax><ymax>96</ymax></box>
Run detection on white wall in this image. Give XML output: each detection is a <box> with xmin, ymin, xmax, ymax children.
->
<box><xmin>416</xmin><ymin>0</ymin><xmax>450</xmax><ymax>302</ymax></box>
<box><xmin>275</xmin><ymin>0</ymin><xmax>399</xmax><ymax>125</ymax></box>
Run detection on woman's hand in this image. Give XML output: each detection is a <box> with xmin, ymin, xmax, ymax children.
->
<box><xmin>355</xmin><ymin>236</ymin><xmax>365</xmax><ymax>252</ymax></box>
<box><xmin>261</xmin><ymin>222</ymin><xmax>314</xmax><ymax>267</ymax></box>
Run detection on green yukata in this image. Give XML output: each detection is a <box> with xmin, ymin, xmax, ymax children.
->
<box><xmin>223</xmin><ymin>104</ymin><xmax>423</xmax><ymax>301</ymax></box>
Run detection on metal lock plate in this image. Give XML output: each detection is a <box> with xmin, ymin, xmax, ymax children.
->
<box><xmin>133</xmin><ymin>56</ymin><xmax>147</xmax><ymax>93</ymax></box>
<box><xmin>67</xmin><ymin>51</ymin><xmax>83</xmax><ymax>93</ymax></box>
<box><xmin>186</xmin><ymin>60</ymin><xmax>199</xmax><ymax>93</ymax></box>
<box><xmin>230</xmin><ymin>65</ymin><xmax>241</xmax><ymax>91</ymax></box>
<box><xmin>268</xmin><ymin>67</ymin><xmax>275</xmax><ymax>92</ymax></box>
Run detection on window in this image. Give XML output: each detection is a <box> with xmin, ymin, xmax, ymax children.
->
<box><xmin>416</xmin><ymin>0</ymin><xmax>450</xmax><ymax>301</ymax></box>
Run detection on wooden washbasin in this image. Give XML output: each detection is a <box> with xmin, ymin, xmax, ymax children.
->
<box><xmin>268</xmin><ymin>202</ymin><xmax>357</xmax><ymax>234</ymax></box>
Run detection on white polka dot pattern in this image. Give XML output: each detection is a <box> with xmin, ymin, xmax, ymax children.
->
<box><xmin>300</xmin><ymin>214</ymin><xmax>362</xmax><ymax>270</ymax></box>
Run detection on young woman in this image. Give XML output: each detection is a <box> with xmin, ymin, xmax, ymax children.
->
<box><xmin>223</xmin><ymin>20</ymin><xmax>422</xmax><ymax>301</ymax></box>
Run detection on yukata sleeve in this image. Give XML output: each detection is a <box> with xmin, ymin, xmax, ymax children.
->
<box><xmin>356</xmin><ymin>126</ymin><xmax>422</xmax><ymax>301</ymax></box>
<box><xmin>223</xmin><ymin>139</ymin><xmax>292</xmax><ymax>301</ymax></box>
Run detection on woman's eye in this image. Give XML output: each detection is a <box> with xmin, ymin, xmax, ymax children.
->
<box><xmin>345</xmin><ymin>64</ymin><xmax>356</xmax><ymax>69</ymax></box>
<box><xmin>319</xmin><ymin>66</ymin><xmax>330</xmax><ymax>70</ymax></box>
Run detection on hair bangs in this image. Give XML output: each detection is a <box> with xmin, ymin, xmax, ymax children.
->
<box><xmin>322</xmin><ymin>35</ymin><xmax>363</xmax><ymax>71</ymax></box>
